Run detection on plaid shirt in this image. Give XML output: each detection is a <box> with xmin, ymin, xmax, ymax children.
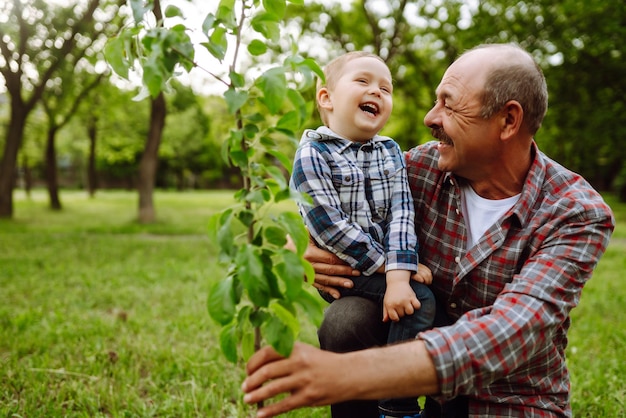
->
<box><xmin>408</xmin><ymin>141</ymin><xmax>615</xmax><ymax>417</ymax></box>
<box><xmin>291</xmin><ymin>127</ymin><xmax>418</xmax><ymax>276</ymax></box>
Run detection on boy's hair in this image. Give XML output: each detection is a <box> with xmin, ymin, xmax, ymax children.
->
<box><xmin>317</xmin><ymin>51</ymin><xmax>387</xmax><ymax>125</ymax></box>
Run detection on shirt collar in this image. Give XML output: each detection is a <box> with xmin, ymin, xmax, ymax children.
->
<box><xmin>302</xmin><ymin>126</ymin><xmax>392</xmax><ymax>152</ymax></box>
<box><xmin>443</xmin><ymin>141</ymin><xmax>544</xmax><ymax>228</ymax></box>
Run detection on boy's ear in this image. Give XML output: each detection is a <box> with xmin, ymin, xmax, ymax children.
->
<box><xmin>317</xmin><ymin>87</ymin><xmax>333</xmax><ymax>111</ymax></box>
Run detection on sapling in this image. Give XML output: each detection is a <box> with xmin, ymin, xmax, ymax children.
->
<box><xmin>105</xmin><ymin>0</ymin><xmax>325</xmax><ymax>369</ymax></box>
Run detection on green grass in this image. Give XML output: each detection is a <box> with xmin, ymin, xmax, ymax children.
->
<box><xmin>1</xmin><ymin>189</ymin><xmax>625</xmax><ymax>417</ymax></box>
<box><xmin>1</xmin><ymin>189</ymin><xmax>325</xmax><ymax>418</ymax></box>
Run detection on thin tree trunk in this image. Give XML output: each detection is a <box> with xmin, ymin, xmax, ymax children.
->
<box><xmin>45</xmin><ymin>126</ymin><xmax>62</xmax><ymax>210</ymax></box>
<box><xmin>137</xmin><ymin>91</ymin><xmax>166</xmax><ymax>223</ymax></box>
<box><xmin>0</xmin><ymin>107</ymin><xmax>28</xmax><ymax>218</ymax></box>
<box><xmin>137</xmin><ymin>0</ymin><xmax>166</xmax><ymax>224</ymax></box>
<box><xmin>87</xmin><ymin>113</ymin><xmax>98</xmax><ymax>198</ymax></box>
<box><xmin>21</xmin><ymin>155</ymin><xmax>32</xmax><ymax>198</ymax></box>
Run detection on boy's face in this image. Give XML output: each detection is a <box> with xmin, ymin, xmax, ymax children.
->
<box><xmin>318</xmin><ymin>56</ymin><xmax>393</xmax><ymax>142</ymax></box>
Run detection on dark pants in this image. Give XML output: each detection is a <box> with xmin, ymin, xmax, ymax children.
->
<box><xmin>318</xmin><ymin>296</ymin><xmax>468</xmax><ymax>418</ymax></box>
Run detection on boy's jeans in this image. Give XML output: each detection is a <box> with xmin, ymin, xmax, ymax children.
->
<box><xmin>320</xmin><ymin>272</ymin><xmax>436</xmax><ymax>416</ymax></box>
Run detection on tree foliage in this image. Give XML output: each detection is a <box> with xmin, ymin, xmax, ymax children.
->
<box><xmin>105</xmin><ymin>0</ymin><xmax>324</xmax><ymax>364</ymax></box>
<box><xmin>0</xmin><ymin>0</ymin><xmax>124</xmax><ymax>217</ymax></box>
<box><xmin>285</xmin><ymin>0</ymin><xmax>625</xmax><ymax>193</ymax></box>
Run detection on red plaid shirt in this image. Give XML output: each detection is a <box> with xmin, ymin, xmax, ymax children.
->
<box><xmin>407</xmin><ymin>141</ymin><xmax>614</xmax><ymax>417</ymax></box>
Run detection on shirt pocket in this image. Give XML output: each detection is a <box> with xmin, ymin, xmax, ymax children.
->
<box><xmin>330</xmin><ymin>159</ymin><xmax>365</xmax><ymax>214</ymax></box>
<box><xmin>367</xmin><ymin>155</ymin><xmax>403</xmax><ymax>220</ymax></box>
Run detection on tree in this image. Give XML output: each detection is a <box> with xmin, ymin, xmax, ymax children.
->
<box><xmin>41</xmin><ymin>71</ymin><xmax>106</xmax><ymax>209</ymax></box>
<box><xmin>287</xmin><ymin>0</ymin><xmax>626</xmax><ymax>193</ymax></box>
<box><xmin>136</xmin><ymin>0</ymin><xmax>167</xmax><ymax>223</ymax></box>
<box><xmin>105</xmin><ymin>1</ymin><xmax>324</xmax><ymax>389</ymax></box>
<box><xmin>0</xmin><ymin>0</ymin><xmax>124</xmax><ymax>218</ymax></box>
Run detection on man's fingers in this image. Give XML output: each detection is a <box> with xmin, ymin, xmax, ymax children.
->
<box><xmin>245</xmin><ymin>346</ymin><xmax>285</xmax><ymax>377</ymax></box>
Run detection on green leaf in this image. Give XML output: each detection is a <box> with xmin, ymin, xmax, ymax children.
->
<box><xmin>248</xmin><ymin>39</ymin><xmax>268</xmax><ymax>56</ymax></box>
<box><xmin>201</xmin><ymin>13</ymin><xmax>216</xmax><ymax>33</ymax></box>
<box><xmin>229</xmin><ymin>71</ymin><xmax>245</xmax><ymax>88</ymax></box>
<box><xmin>142</xmin><ymin>59</ymin><xmax>165</xmax><ymax>98</ymax></box>
<box><xmin>276</xmin><ymin>110</ymin><xmax>299</xmax><ymax>132</ymax></box>
<box><xmin>210</xmin><ymin>208</ymin><xmax>236</xmax><ymax>259</ymax></box>
<box><xmin>262</xmin><ymin>304</ymin><xmax>298</xmax><ymax>357</ymax></box>
<box><xmin>257</xmin><ymin>67</ymin><xmax>287</xmax><ymax>114</ymax></box>
<box><xmin>206</xmin><ymin>26</ymin><xmax>228</xmax><ymax>60</ymax></box>
<box><xmin>249</xmin><ymin>308</ymin><xmax>269</xmax><ymax>327</ymax></box>
<box><xmin>164</xmin><ymin>5</ymin><xmax>183</xmax><ymax>18</ymax></box>
<box><xmin>264</xmin><ymin>165</ymin><xmax>287</xmax><ymax>189</ymax></box>
<box><xmin>207</xmin><ymin>275</ymin><xmax>237</xmax><ymax>325</ymax></box>
<box><xmin>104</xmin><ymin>34</ymin><xmax>132</xmax><ymax>79</ymax></box>
<box><xmin>263</xmin><ymin>0</ymin><xmax>287</xmax><ymax>18</ymax></box>
<box><xmin>241</xmin><ymin>329</ymin><xmax>256</xmax><ymax>361</ymax></box>
<box><xmin>243</xmin><ymin>123</ymin><xmax>259</xmax><ymax>139</ymax></box>
<box><xmin>275</xmin><ymin>248</ymin><xmax>305</xmax><ymax>300</ymax></box>
<box><xmin>301</xmin><ymin>57</ymin><xmax>325</xmax><ymax>84</ymax></box>
<box><xmin>129</xmin><ymin>0</ymin><xmax>150</xmax><ymax>24</ymax></box>
<box><xmin>224</xmin><ymin>87</ymin><xmax>248</xmax><ymax>114</ymax></box>
<box><xmin>267</xmin><ymin>149</ymin><xmax>293</xmax><ymax>173</ymax></box>
<box><xmin>236</xmin><ymin>209</ymin><xmax>255</xmax><ymax>228</ymax></box>
<box><xmin>287</xmin><ymin>89</ymin><xmax>308</xmax><ymax>126</ymax></box>
<box><xmin>295</xmin><ymin>288</ymin><xmax>325</xmax><ymax>327</ymax></box>
<box><xmin>278</xmin><ymin>211</ymin><xmax>309</xmax><ymax>256</ymax></box>
<box><xmin>250</xmin><ymin>12</ymin><xmax>281</xmax><ymax>42</ymax></box>
<box><xmin>236</xmin><ymin>245</ymin><xmax>270</xmax><ymax>307</ymax></box>
<box><xmin>216</xmin><ymin>0</ymin><xmax>237</xmax><ymax>28</ymax></box>
<box><xmin>261</xmin><ymin>251</ymin><xmax>283</xmax><ymax>299</ymax></box>
<box><xmin>264</xmin><ymin>225</ymin><xmax>287</xmax><ymax>247</ymax></box>
<box><xmin>219</xmin><ymin>323</ymin><xmax>238</xmax><ymax>363</ymax></box>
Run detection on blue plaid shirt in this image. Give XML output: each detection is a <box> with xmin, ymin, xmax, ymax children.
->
<box><xmin>290</xmin><ymin>126</ymin><xmax>418</xmax><ymax>276</ymax></box>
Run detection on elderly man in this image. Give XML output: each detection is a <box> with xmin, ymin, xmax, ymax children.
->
<box><xmin>242</xmin><ymin>43</ymin><xmax>614</xmax><ymax>418</ymax></box>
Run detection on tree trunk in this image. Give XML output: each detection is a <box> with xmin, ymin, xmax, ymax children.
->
<box><xmin>87</xmin><ymin>113</ymin><xmax>98</xmax><ymax>198</ymax></box>
<box><xmin>137</xmin><ymin>91</ymin><xmax>166</xmax><ymax>223</ymax></box>
<box><xmin>45</xmin><ymin>126</ymin><xmax>62</xmax><ymax>210</ymax></box>
<box><xmin>21</xmin><ymin>155</ymin><xmax>32</xmax><ymax>198</ymax></box>
<box><xmin>0</xmin><ymin>106</ymin><xmax>28</xmax><ymax>218</ymax></box>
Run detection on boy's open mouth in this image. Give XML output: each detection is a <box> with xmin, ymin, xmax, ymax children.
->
<box><xmin>360</xmin><ymin>102</ymin><xmax>379</xmax><ymax>116</ymax></box>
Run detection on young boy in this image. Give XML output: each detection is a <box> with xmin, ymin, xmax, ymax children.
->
<box><xmin>290</xmin><ymin>51</ymin><xmax>435</xmax><ymax>418</ymax></box>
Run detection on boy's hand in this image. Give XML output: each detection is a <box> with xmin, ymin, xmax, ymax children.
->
<box><xmin>383</xmin><ymin>271</ymin><xmax>421</xmax><ymax>322</ymax></box>
<box><xmin>412</xmin><ymin>263</ymin><xmax>433</xmax><ymax>285</ymax></box>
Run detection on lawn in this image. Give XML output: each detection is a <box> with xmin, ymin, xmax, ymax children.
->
<box><xmin>1</xmin><ymin>189</ymin><xmax>624</xmax><ymax>417</ymax></box>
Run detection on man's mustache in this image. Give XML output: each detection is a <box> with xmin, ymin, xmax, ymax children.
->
<box><xmin>431</xmin><ymin>127</ymin><xmax>453</xmax><ymax>144</ymax></box>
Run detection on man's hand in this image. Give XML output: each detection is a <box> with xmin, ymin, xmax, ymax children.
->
<box><xmin>287</xmin><ymin>235</ymin><xmax>360</xmax><ymax>300</ymax></box>
<box><xmin>242</xmin><ymin>343</ymin><xmax>347</xmax><ymax>417</ymax></box>
<box><xmin>242</xmin><ymin>341</ymin><xmax>440</xmax><ymax>417</ymax></box>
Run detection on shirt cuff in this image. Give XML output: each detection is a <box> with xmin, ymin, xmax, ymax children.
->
<box><xmin>385</xmin><ymin>250</ymin><xmax>418</xmax><ymax>272</ymax></box>
<box><xmin>419</xmin><ymin>327</ymin><xmax>468</xmax><ymax>400</ymax></box>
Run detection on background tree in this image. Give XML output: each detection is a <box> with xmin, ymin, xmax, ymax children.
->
<box><xmin>0</xmin><ymin>0</ymin><xmax>124</xmax><ymax>218</ymax></box>
<box><xmin>159</xmin><ymin>81</ymin><xmax>210</xmax><ymax>190</ymax></box>
<box><xmin>286</xmin><ymin>0</ymin><xmax>626</xmax><ymax>194</ymax></box>
<box><xmin>41</xmin><ymin>70</ymin><xmax>106</xmax><ymax>209</ymax></box>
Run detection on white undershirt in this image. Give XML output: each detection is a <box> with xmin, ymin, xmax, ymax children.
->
<box><xmin>461</xmin><ymin>185</ymin><xmax>521</xmax><ymax>250</ymax></box>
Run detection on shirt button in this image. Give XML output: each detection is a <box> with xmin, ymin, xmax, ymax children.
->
<box><xmin>454</xmin><ymin>256</ymin><xmax>461</xmax><ymax>264</ymax></box>
<box><xmin>450</xmin><ymin>302</ymin><xmax>457</xmax><ymax>309</ymax></box>
<box><xmin>344</xmin><ymin>176</ymin><xmax>351</xmax><ymax>182</ymax></box>
<box><xmin>455</xmin><ymin>208</ymin><xmax>460</xmax><ymax>215</ymax></box>
<box><xmin>383</xmin><ymin>169</ymin><xmax>389</xmax><ymax>175</ymax></box>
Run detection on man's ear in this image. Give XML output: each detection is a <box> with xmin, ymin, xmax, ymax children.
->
<box><xmin>500</xmin><ymin>100</ymin><xmax>524</xmax><ymax>141</ymax></box>
<box><xmin>317</xmin><ymin>87</ymin><xmax>333</xmax><ymax>111</ymax></box>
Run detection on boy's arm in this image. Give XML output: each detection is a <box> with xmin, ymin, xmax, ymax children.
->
<box><xmin>384</xmin><ymin>141</ymin><xmax>419</xmax><ymax>273</ymax></box>
<box><xmin>384</xmin><ymin>269</ymin><xmax>421</xmax><ymax>322</ymax></box>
